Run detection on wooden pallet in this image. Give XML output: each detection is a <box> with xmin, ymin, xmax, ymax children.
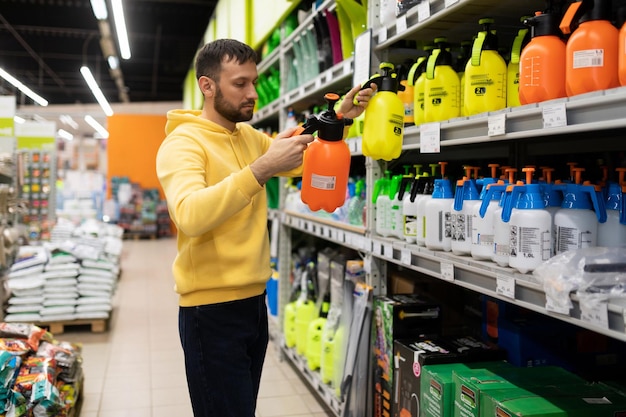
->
<box><xmin>37</xmin><ymin>318</ymin><xmax>108</xmax><ymax>335</ymax></box>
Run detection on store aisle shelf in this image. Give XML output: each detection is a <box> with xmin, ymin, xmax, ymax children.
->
<box><xmin>281</xmin><ymin>212</ymin><xmax>626</xmax><ymax>343</ymax></box>
<box><xmin>401</xmin><ymin>87</ymin><xmax>626</xmax><ymax>150</ymax></box>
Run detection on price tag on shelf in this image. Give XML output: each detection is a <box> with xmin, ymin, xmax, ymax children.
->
<box><xmin>397</xmin><ymin>14</ymin><xmax>408</xmax><ymax>33</ymax></box>
<box><xmin>400</xmin><ymin>249</ymin><xmax>411</xmax><ymax>266</ymax></box>
<box><xmin>440</xmin><ymin>262</ymin><xmax>454</xmax><ymax>282</ymax></box>
<box><xmin>373</xmin><ymin>240</ymin><xmax>383</xmax><ymax>256</ymax></box>
<box><xmin>420</xmin><ymin>122</ymin><xmax>441</xmax><ymax>153</ymax></box>
<box><xmin>445</xmin><ymin>0</ymin><xmax>459</xmax><ymax>7</ymax></box>
<box><xmin>545</xmin><ymin>296</ymin><xmax>571</xmax><ymax>315</ymax></box>
<box><xmin>496</xmin><ymin>274</ymin><xmax>515</xmax><ymax>299</ymax></box>
<box><xmin>378</xmin><ymin>26</ymin><xmax>388</xmax><ymax>43</ymax></box>
<box><xmin>542</xmin><ymin>103</ymin><xmax>567</xmax><ymax>128</ymax></box>
<box><xmin>488</xmin><ymin>113</ymin><xmax>506</xmax><ymax>136</ymax></box>
<box><xmin>579</xmin><ymin>296</ymin><xmax>609</xmax><ymax>329</ymax></box>
<box><xmin>417</xmin><ymin>0</ymin><xmax>430</xmax><ymax>22</ymax></box>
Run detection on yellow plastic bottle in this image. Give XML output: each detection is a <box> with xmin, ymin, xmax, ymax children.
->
<box><xmin>424</xmin><ymin>37</ymin><xmax>461</xmax><ymax>122</ymax></box>
<box><xmin>507</xmin><ymin>19</ymin><xmax>531</xmax><ymax>107</ymax></box>
<box><xmin>362</xmin><ymin>62</ymin><xmax>405</xmax><ymax>161</ymax></box>
<box><xmin>464</xmin><ymin>18</ymin><xmax>508</xmax><ymax>116</ymax></box>
<box><xmin>457</xmin><ymin>40</ymin><xmax>472</xmax><ymax>116</ymax></box>
<box><xmin>408</xmin><ymin>45</ymin><xmax>434</xmax><ymax>125</ymax></box>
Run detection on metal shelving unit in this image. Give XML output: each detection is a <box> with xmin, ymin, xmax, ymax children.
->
<box><xmin>259</xmin><ymin>0</ymin><xmax>626</xmax><ymax>415</ymax></box>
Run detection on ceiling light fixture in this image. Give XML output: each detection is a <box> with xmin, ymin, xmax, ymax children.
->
<box><xmin>13</xmin><ymin>116</ymin><xmax>25</xmax><ymax>124</ymax></box>
<box><xmin>0</xmin><ymin>68</ymin><xmax>48</xmax><ymax>107</ymax></box>
<box><xmin>111</xmin><ymin>0</ymin><xmax>131</xmax><ymax>60</ymax></box>
<box><xmin>84</xmin><ymin>115</ymin><xmax>109</xmax><ymax>139</ymax></box>
<box><xmin>59</xmin><ymin>115</ymin><xmax>79</xmax><ymax>130</ymax></box>
<box><xmin>57</xmin><ymin>129</ymin><xmax>74</xmax><ymax>141</ymax></box>
<box><xmin>107</xmin><ymin>55</ymin><xmax>120</xmax><ymax>70</ymax></box>
<box><xmin>90</xmin><ymin>0</ymin><xmax>108</xmax><ymax>20</ymax></box>
<box><xmin>80</xmin><ymin>66</ymin><xmax>114</xmax><ymax>116</ymax></box>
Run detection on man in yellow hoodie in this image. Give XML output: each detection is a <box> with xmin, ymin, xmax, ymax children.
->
<box><xmin>156</xmin><ymin>38</ymin><xmax>375</xmax><ymax>417</ymax></box>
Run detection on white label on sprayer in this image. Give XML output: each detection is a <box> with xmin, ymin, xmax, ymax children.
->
<box><xmin>556</xmin><ymin>226</ymin><xmax>593</xmax><ymax>254</ymax></box>
<box><xmin>573</xmin><ymin>49</ymin><xmax>604</xmax><ymax>69</ymax></box>
<box><xmin>310</xmin><ymin>173</ymin><xmax>336</xmax><ymax>190</ymax></box>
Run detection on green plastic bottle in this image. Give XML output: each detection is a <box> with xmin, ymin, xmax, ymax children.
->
<box><xmin>464</xmin><ymin>18</ymin><xmax>508</xmax><ymax>116</ymax></box>
<box><xmin>424</xmin><ymin>37</ymin><xmax>461</xmax><ymax>122</ymax></box>
<box><xmin>362</xmin><ymin>62</ymin><xmax>405</xmax><ymax>161</ymax></box>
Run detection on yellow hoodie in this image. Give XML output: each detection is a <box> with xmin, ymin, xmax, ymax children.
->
<box><xmin>156</xmin><ymin>109</ymin><xmax>301</xmax><ymax>307</ymax></box>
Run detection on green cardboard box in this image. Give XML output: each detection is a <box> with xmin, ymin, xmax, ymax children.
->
<box><xmin>421</xmin><ymin>362</ymin><xmax>511</xmax><ymax>417</ymax></box>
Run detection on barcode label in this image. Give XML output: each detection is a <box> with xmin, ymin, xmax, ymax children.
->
<box><xmin>573</xmin><ymin>49</ymin><xmax>604</xmax><ymax>69</ymax></box>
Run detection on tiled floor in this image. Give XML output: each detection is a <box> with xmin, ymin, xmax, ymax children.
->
<box><xmin>59</xmin><ymin>238</ymin><xmax>334</xmax><ymax>417</ymax></box>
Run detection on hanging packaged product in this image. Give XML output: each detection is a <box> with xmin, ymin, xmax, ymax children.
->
<box><xmin>506</xmin><ymin>17</ymin><xmax>531</xmax><ymax>108</ymax></box>
<box><xmin>299</xmin><ymin>93</ymin><xmax>354</xmax><ymax>213</ymax></box>
<box><xmin>408</xmin><ymin>45</ymin><xmax>434</xmax><ymax>125</ymax></box>
<box><xmin>424</xmin><ymin>37</ymin><xmax>462</xmax><ymax>122</ymax></box>
<box><xmin>559</xmin><ymin>0</ymin><xmax>619</xmax><ymax>96</ymax></box>
<box><xmin>451</xmin><ymin>166</ymin><xmax>481</xmax><ymax>256</ymax></box>
<box><xmin>598</xmin><ymin>168</ymin><xmax>626</xmax><ymax>247</ymax></box>
<box><xmin>425</xmin><ymin>162</ymin><xmax>454</xmax><ymax>252</ymax></box>
<box><xmin>362</xmin><ymin>62</ymin><xmax>405</xmax><ymax>161</ymax></box>
<box><xmin>464</xmin><ymin>18</ymin><xmax>507</xmax><ymax>116</ymax></box>
<box><xmin>620</xmin><ymin>6</ymin><xmax>626</xmax><ymax>86</ymax></box>
<box><xmin>502</xmin><ymin>168</ymin><xmax>552</xmax><ymax>274</ymax></box>
<box><xmin>519</xmin><ymin>10</ymin><xmax>567</xmax><ymax>104</ymax></box>
<box><xmin>554</xmin><ymin>168</ymin><xmax>607</xmax><ymax>254</ymax></box>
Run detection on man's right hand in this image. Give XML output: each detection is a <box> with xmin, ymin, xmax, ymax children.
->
<box><xmin>251</xmin><ymin>127</ymin><xmax>314</xmax><ymax>185</ymax></box>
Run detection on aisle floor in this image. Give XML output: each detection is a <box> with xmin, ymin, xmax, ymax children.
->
<box><xmin>60</xmin><ymin>238</ymin><xmax>334</xmax><ymax>417</ymax></box>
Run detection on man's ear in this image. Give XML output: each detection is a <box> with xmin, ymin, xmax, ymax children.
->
<box><xmin>198</xmin><ymin>76</ymin><xmax>214</xmax><ymax>97</ymax></box>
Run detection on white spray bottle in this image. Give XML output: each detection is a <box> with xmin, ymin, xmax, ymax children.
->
<box><xmin>503</xmin><ymin>168</ymin><xmax>552</xmax><ymax>274</ymax></box>
<box><xmin>471</xmin><ymin>164</ymin><xmax>500</xmax><ymax>260</ymax></box>
<box><xmin>493</xmin><ymin>168</ymin><xmax>517</xmax><ymax>266</ymax></box>
<box><xmin>425</xmin><ymin>162</ymin><xmax>454</xmax><ymax>252</ymax></box>
<box><xmin>554</xmin><ymin>168</ymin><xmax>607</xmax><ymax>254</ymax></box>
<box><xmin>416</xmin><ymin>164</ymin><xmax>438</xmax><ymax>247</ymax></box>
<box><xmin>373</xmin><ymin>170</ymin><xmax>392</xmax><ymax>237</ymax></box>
<box><xmin>598</xmin><ymin>168</ymin><xmax>626</xmax><ymax>247</ymax></box>
<box><xmin>451</xmin><ymin>166</ymin><xmax>481</xmax><ymax>256</ymax></box>
<box><xmin>403</xmin><ymin>165</ymin><xmax>422</xmax><ymax>243</ymax></box>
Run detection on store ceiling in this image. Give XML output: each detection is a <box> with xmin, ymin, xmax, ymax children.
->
<box><xmin>0</xmin><ymin>0</ymin><xmax>216</xmax><ymax>136</ymax></box>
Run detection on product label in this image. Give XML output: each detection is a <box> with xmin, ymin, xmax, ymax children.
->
<box><xmin>573</xmin><ymin>49</ymin><xmax>604</xmax><ymax>69</ymax></box>
<box><xmin>451</xmin><ymin>213</ymin><xmax>469</xmax><ymax>242</ymax></box>
<box><xmin>556</xmin><ymin>226</ymin><xmax>593</xmax><ymax>253</ymax></box>
<box><xmin>509</xmin><ymin>226</ymin><xmax>551</xmax><ymax>261</ymax></box>
<box><xmin>310</xmin><ymin>173</ymin><xmax>336</xmax><ymax>190</ymax></box>
<box><xmin>404</xmin><ymin>215</ymin><xmax>417</xmax><ymax>237</ymax></box>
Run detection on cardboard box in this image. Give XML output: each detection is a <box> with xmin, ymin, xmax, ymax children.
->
<box><xmin>372</xmin><ymin>294</ymin><xmax>441</xmax><ymax>417</ymax></box>
<box><xmin>421</xmin><ymin>361</ymin><xmax>512</xmax><ymax>417</ymax></box>
<box><xmin>395</xmin><ymin>335</ymin><xmax>507</xmax><ymax>417</ymax></box>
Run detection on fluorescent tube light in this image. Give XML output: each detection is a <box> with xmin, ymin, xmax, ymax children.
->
<box><xmin>57</xmin><ymin>129</ymin><xmax>74</xmax><ymax>141</ymax></box>
<box><xmin>59</xmin><ymin>115</ymin><xmax>79</xmax><ymax>130</ymax></box>
<box><xmin>90</xmin><ymin>0</ymin><xmax>108</xmax><ymax>20</ymax></box>
<box><xmin>107</xmin><ymin>55</ymin><xmax>120</xmax><ymax>70</ymax></box>
<box><xmin>13</xmin><ymin>116</ymin><xmax>25</xmax><ymax>124</ymax></box>
<box><xmin>0</xmin><ymin>68</ymin><xmax>48</xmax><ymax>106</ymax></box>
<box><xmin>80</xmin><ymin>66</ymin><xmax>114</xmax><ymax>116</ymax></box>
<box><xmin>111</xmin><ymin>0</ymin><xmax>131</xmax><ymax>59</ymax></box>
<box><xmin>85</xmin><ymin>115</ymin><xmax>109</xmax><ymax>138</ymax></box>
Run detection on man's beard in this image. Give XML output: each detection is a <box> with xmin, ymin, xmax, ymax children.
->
<box><xmin>214</xmin><ymin>85</ymin><xmax>255</xmax><ymax>123</ymax></box>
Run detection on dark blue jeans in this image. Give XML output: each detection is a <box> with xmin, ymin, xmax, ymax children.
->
<box><xmin>179</xmin><ymin>292</ymin><xmax>269</xmax><ymax>417</ymax></box>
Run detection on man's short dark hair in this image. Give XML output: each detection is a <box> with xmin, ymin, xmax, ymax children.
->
<box><xmin>195</xmin><ymin>39</ymin><xmax>257</xmax><ymax>82</ymax></box>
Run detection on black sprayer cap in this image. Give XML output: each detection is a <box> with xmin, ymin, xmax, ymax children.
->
<box><xmin>579</xmin><ymin>0</ymin><xmax>612</xmax><ymax>23</ymax></box>
<box><xmin>478</xmin><ymin>18</ymin><xmax>499</xmax><ymax>51</ymax></box>
<box><xmin>300</xmin><ymin>93</ymin><xmax>352</xmax><ymax>141</ymax></box>
<box><xmin>525</xmin><ymin>11</ymin><xmax>562</xmax><ymax>38</ymax></box>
